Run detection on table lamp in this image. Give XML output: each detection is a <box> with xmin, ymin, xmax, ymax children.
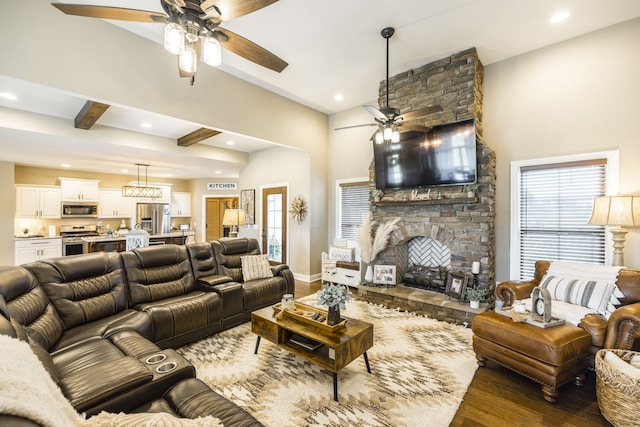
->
<box><xmin>222</xmin><ymin>209</ymin><xmax>247</xmax><ymax>238</ymax></box>
<box><xmin>588</xmin><ymin>195</ymin><xmax>640</xmax><ymax>266</ymax></box>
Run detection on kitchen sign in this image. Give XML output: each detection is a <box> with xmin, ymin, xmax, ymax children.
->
<box><xmin>207</xmin><ymin>182</ymin><xmax>238</xmax><ymax>191</ymax></box>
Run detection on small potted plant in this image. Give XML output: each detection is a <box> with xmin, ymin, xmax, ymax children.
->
<box><xmin>463</xmin><ymin>183</ymin><xmax>479</xmax><ymax>198</ymax></box>
<box><xmin>372</xmin><ymin>189</ymin><xmax>384</xmax><ymax>203</ymax></box>
<box><xmin>317</xmin><ymin>283</ymin><xmax>353</xmax><ymax>325</ymax></box>
<box><xmin>465</xmin><ymin>286</ymin><xmax>486</xmax><ymax>309</ymax></box>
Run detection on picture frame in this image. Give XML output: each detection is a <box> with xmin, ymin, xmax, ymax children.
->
<box><xmin>445</xmin><ymin>271</ymin><xmax>469</xmax><ymax>301</ymax></box>
<box><xmin>240</xmin><ymin>189</ymin><xmax>255</xmax><ymax>225</ymax></box>
<box><xmin>373</xmin><ymin>265</ymin><xmax>396</xmax><ymax>285</ymax></box>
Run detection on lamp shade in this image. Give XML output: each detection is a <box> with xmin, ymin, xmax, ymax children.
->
<box><xmin>222</xmin><ymin>209</ymin><xmax>247</xmax><ymax>227</ymax></box>
<box><xmin>588</xmin><ymin>196</ymin><xmax>640</xmax><ymax>227</ymax></box>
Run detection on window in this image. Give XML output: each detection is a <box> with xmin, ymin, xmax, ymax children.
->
<box><xmin>511</xmin><ymin>151</ymin><xmax>619</xmax><ymax>279</ymax></box>
<box><xmin>337</xmin><ymin>180</ymin><xmax>369</xmax><ymax>240</ymax></box>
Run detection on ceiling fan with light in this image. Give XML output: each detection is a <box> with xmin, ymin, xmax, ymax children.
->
<box><xmin>51</xmin><ymin>0</ymin><xmax>288</xmax><ymax>84</ymax></box>
<box><xmin>336</xmin><ymin>27</ymin><xmax>442</xmax><ymax>144</ymax></box>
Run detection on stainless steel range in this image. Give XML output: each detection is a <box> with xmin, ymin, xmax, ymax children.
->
<box><xmin>60</xmin><ymin>225</ymin><xmax>99</xmax><ymax>256</ymax></box>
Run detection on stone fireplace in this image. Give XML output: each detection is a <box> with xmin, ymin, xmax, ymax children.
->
<box><xmin>364</xmin><ymin>47</ymin><xmax>496</xmax><ymax>308</ymax></box>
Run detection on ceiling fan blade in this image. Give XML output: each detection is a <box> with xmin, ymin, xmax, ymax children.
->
<box><xmin>363</xmin><ymin>105</ymin><xmax>387</xmax><ymax>122</ymax></box>
<box><xmin>334</xmin><ymin>123</ymin><xmax>377</xmax><ymax>131</ymax></box>
<box><xmin>201</xmin><ymin>0</ymin><xmax>278</xmax><ymax>22</ymax></box>
<box><xmin>399</xmin><ymin>122</ymin><xmax>432</xmax><ymax>133</ymax></box>
<box><xmin>398</xmin><ymin>105</ymin><xmax>443</xmax><ymax>122</ymax></box>
<box><xmin>51</xmin><ymin>3</ymin><xmax>167</xmax><ymax>23</ymax></box>
<box><xmin>216</xmin><ymin>28</ymin><xmax>288</xmax><ymax>72</ymax></box>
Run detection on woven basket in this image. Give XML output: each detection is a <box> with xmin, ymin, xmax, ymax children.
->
<box><xmin>595</xmin><ymin>349</ymin><xmax>640</xmax><ymax>427</ymax></box>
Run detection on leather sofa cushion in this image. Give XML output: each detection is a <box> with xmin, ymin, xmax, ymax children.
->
<box><xmin>0</xmin><ymin>267</ymin><xmax>65</xmax><ymax>350</ymax></box>
<box><xmin>472</xmin><ymin>311</ymin><xmax>591</xmax><ymax>366</ymax></box>
<box><xmin>25</xmin><ymin>253</ymin><xmax>129</xmax><ymax>330</ymax></box>
<box><xmin>242</xmin><ymin>277</ymin><xmax>288</xmax><ymax>313</ymax></box>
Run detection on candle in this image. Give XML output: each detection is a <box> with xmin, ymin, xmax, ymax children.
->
<box><xmin>472</xmin><ymin>261</ymin><xmax>480</xmax><ymax>274</ymax></box>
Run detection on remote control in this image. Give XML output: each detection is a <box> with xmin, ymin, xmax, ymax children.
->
<box><xmin>317</xmin><ymin>316</ymin><xmax>326</xmax><ymax>322</ymax></box>
<box><xmin>311</xmin><ymin>313</ymin><xmax>320</xmax><ymax>320</ymax></box>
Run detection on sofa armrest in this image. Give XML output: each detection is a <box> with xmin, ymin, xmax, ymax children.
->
<box><xmin>271</xmin><ymin>264</ymin><xmax>295</xmax><ymax>295</ymax></box>
<box><xmin>603</xmin><ymin>302</ymin><xmax>640</xmax><ymax>349</ymax></box>
<box><xmin>495</xmin><ymin>280</ymin><xmax>536</xmax><ymax>306</ymax></box>
<box><xmin>196</xmin><ymin>275</ymin><xmax>234</xmax><ymax>291</ymax></box>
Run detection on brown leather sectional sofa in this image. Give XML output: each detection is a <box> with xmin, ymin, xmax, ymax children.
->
<box><xmin>0</xmin><ymin>237</ymin><xmax>294</xmax><ymax>426</ymax></box>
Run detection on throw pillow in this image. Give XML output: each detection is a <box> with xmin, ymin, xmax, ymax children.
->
<box><xmin>241</xmin><ymin>255</ymin><xmax>274</xmax><ymax>281</ymax></box>
<box><xmin>539</xmin><ymin>274</ymin><xmax>617</xmax><ymax>317</ymax></box>
<box><xmin>328</xmin><ymin>246</ymin><xmax>355</xmax><ymax>262</ymax></box>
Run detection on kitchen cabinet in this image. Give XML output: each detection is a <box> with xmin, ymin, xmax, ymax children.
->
<box><xmin>170</xmin><ymin>192</ymin><xmax>191</xmax><ymax>217</ymax></box>
<box><xmin>15</xmin><ymin>186</ymin><xmax>61</xmax><ymax>219</ymax></box>
<box><xmin>60</xmin><ymin>178</ymin><xmax>99</xmax><ymax>201</ymax></box>
<box><xmin>15</xmin><ymin>238</ymin><xmax>62</xmax><ymax>265</ymax></box>
<box><xmin>98</xmin><ymin>190</ymin><xmax>133</xmax><ymax>218</ymax></box>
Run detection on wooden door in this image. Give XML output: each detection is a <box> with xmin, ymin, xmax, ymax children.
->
<box><xmin>205</xmin><ymin>197</ymin><xmax>237</xmax><ymax>241</ymax></box>
<box><xmin>261</xmin><ymin>186</ymin><xmax>287</xmax><ymax>264</ymax></box>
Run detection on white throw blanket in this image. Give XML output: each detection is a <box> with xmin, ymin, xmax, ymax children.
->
<box><xmin>547</xmin><ymin>261</ymin><xmax>624</xmax><ymax>282</ymax></box>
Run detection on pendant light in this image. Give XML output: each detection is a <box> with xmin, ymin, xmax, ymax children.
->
<box><xmin>122</xmin><ymin>164</ymin><xmax>162</xmax><ymax>198</ymax></box>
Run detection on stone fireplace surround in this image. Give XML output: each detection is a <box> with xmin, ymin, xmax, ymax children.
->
<box><xmin>357</xmin><ymin>47</ymin><xmax>496</xmax><ymax>320</ymax></box>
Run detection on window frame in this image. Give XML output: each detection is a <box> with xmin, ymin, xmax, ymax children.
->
<box><xmin>510</xmin><ymin>150</ymin><xmax>619</xmax><ymax>279</ymax></box>
<box><xmin>336</xmin><ymin>177</ymin><xmax>369</xmax><ymax>240</ymax></box>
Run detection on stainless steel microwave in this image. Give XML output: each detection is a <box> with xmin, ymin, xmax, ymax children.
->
<box><xmin>61</xmin><ymin>202</ymin><xmax>98</xmax><ymax>218</ymax></box>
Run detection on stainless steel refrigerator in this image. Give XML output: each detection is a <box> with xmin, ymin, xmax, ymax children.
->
<box><xmin>136</xmin><ymin>203</ymin><xmax>170</xmax><ymax>235</ymax></box>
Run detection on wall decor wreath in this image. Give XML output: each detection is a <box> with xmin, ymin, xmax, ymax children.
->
<box><xmin>289</xmin><ymin>195</ymin><xmax>308</xmax><ymax>224</ymax></box>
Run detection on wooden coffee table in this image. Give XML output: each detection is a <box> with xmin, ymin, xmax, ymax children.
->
<box><xmin>251</xmin><ymin>302</ymin><xmax>374</xmax><ymax>402</ymax></box>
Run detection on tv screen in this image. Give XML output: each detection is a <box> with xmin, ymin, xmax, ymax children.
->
<box><xmin>373</xmin><ymin>119</ymin><xmax>476</xmax><ymax>190</ymax></box>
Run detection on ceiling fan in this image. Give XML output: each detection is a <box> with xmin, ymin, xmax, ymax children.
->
<box><xmin>51</xmin><ymin>0</ymin><xmax>288</xmax><ymax>84</ymax></box>
<box><xmin>336</xmin><ymin>27</ymin><xmax>442</xmax><ymax>143</ymax></box>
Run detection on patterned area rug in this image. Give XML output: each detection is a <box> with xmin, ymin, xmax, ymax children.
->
<box><xmin>177</xmin><ymin>296</ymin><xmax>477</xmax><ymax>427</ymax></box>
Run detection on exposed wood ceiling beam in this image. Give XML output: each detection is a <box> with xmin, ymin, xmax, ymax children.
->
<box><xmin>177</xmin><ymin>128</ymin><xmax>222</xmax><ymax>147</ymax></box>
<box><xmin>74</xmin><ymin>100</ymin><xmax>110</xmax><ymax>130</ymax></box>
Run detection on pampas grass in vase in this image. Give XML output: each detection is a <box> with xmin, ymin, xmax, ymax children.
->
<box><xmin>357</xmin><ymin>215</ymin><xmax>400</xmax><ymax>284</ymax></box>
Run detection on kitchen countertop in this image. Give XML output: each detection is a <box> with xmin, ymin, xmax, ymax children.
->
<box><xmin>14</xmin><ymin>235</ymin><xmax>62</xmax><ymax>240</ymax></box>
<box><xmin>81</xmin><ymin>230</ymin><xmax>195</xmax><ymax>243</ymax></box>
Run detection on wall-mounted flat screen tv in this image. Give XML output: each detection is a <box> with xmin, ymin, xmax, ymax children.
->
<box><xmin>373</xmin><ymin>118</ymin><xmax>476</xmax><ymax>190</ymax></box>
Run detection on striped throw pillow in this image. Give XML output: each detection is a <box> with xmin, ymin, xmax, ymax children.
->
<box><xmin>539</xmin><ymin>274</ymin><xmax>617</xmax><ymax>317</ymax></box>
<box><xmin>241</xmin><ymin>255</ymin><xmax>274</xmax><ymax>281</ymax></box>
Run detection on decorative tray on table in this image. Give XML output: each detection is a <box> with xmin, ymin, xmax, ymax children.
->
<box><xmin>496</xmin><ymin>306</ymin><xmax>565</xmax><ymax>328</ymax></box>
<box><xmin>272</xmin><ymin>302</ymin><xmax>346</xmax><ymax>332</ymax></box>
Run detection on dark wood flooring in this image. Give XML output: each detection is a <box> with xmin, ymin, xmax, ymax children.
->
<box><xmin>295</xmin><ymin>280</ymin><xmax>612</xmax><ymax>427</ymax></box>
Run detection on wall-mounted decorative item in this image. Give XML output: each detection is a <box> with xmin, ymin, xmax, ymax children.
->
<box><xmin>445</xmin><ymin>271</ymin><xmax>469</xmax><ymax>301</ymax></box>
<box><xmin>240</xmin><ymin>189</ymin><xmax>255</xmax><ymax>225</ymax></box>
<box><xmin>373</xmin><ymin>265</ymin><xmax>396</xmax><ymax>285</ymax></box>
<box><xmin>289</xmin><ymin>195</ymin><xmax>308</xmax><ymax>224</ymax></box>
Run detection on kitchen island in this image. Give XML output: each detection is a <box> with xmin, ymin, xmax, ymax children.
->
<box><xmin>83</xmin><ymin>230</ymin><xmax>195</xmax><ymax>253</ymax></box>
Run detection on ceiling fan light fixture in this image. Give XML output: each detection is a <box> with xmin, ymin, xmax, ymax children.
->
<box><xmin>375</xmin><ymin>131</ymin><xmax>384</xmax><ymax>144</ymax></box>
<box><xmin>391</xmin><ymin>128</ymin><xmax>400</xmax><ymax>143</ymax></box>
<box><xmin>183</xmin><ymin>19</ymin><xmax>200</xmax><ymax>43</ymax></box>
<box><xmin>383</xmin><ymin>126</ymin><xmax>393</xmax><ymax>141</ymax></box>
<box><xmin>164</xmin><ymin>18</ymin><xmax>185</xmax><ymax>55</ymax></box>
<box><xmin>179</xmin><ymin>43</ymin><xmax>198</xmax><ymax>73</ymax></box>
<box><xmin>202</xmin><ymin>34</ymin><xmax>222</xmax><ymax>67</ymax></box>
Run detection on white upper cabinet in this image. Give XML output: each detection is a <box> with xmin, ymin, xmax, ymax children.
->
<box><xmin>98</xmin><ymin>190</ymin><xmax>133</xmax><ymax>218</ymax></box>
<box><xmin>60</xmin><ymin>178</ymin><xmax>99</xmax><ymax>201</ymax></box>
<box><xmin>170</xmin><ymin>192</ymin><xmax>192</xmax><ymax>217</ymax></box>
<box><xmin>16</xmin><ymin>186</ymin><xmax>61</xmax><ymax>219</ymax></box>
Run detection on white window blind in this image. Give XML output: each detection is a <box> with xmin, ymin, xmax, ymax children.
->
<box><xmin>338</xmin><ymin>181</ymin><xmax>369</xmax><ymax>240</ymax></box>
<box><xmin>518</xmin><ymin>159</ymin><xmax>606</xmax><ymax>279</ymax></box>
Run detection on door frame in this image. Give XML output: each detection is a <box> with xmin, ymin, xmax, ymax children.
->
<box><xmin>259</xmin><ymin>182</ymin><xmax>289</xmax><ymax>264</ymax></box>
<box><xmin>200</xmin><ymin>193</ymin><xmax>238</xmax><ymax>243</ymax></box>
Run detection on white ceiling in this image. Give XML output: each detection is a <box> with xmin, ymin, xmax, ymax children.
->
<box><xmin>1</xmin><ymin>0</ymin><xmax>639</xmax><ymax>179</ymax></box>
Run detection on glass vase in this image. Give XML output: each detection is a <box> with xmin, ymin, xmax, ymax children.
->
<box><xmin>327</xmin><ymin>305</ymin><xmax>341</xmax><ymax>326</ymax></box>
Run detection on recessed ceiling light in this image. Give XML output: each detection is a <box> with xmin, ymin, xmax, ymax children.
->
<box><xmin>334</xmin><ymin>93</ymin><xmax>344</xmax><ymax>101</ymax></box>
<box><xmin>226</xmin><ymin>140</ymin><xmax>235</xmax><ymax>146</ymax></box>
<box><xmin>0</xmin><ymin>92</ymin><xmax>17</xmax><ymax>100</ymax></box>
<box><xmin>166</xmin><ymin>173</ymin><xmax>174</xmax><ymax>177</ymax></box>
<box><xmin>61</xmin><ymin>163</ymin><xmax>71</xmax><ymax>168</ymax></box>
<box><xmin>121</xmin><ymin>169</ymin><xmax>129</xmax><ymax>173</ymax></box>
<box><xmin>140</xmin><ymin>122</ymin><xmax>153</xmax><ymax>129</ymax></box>
<box><xmin>215</xmin><ymin>170</ymin><xmax>222</xmax><ymax>174</ymax></box>
<box><xmin>550</xmin><ymin>11</ymin><xmax>570</xmax><ymax>24</ymax></box>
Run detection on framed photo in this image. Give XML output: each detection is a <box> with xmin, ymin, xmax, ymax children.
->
<box><xmin>445</xmin><ymin>271</ymin><xmax>468</xmax><ymax>300</ymax></box>
<box><xmin>373</xmin><ymin>265</ymin><xmax>396</xmax><ymax>285</ymax></box>
<box><xmin>240</xmin><ymin>189</ymin><xmax>255</xmax><ymax>225</ymax></box>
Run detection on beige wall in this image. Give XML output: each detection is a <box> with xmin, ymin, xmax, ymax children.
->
<box><xmin>328</xmin><ymin>18</ymin><xmax>640</xmax><ymax>281</ymax></box>
<box><xmin>484</xmin><ymin>18</ymin><xmax>640</xmax><ymax>279</ymax></box>
<box><xmin>0</xmin><ymin>162</ymin><xmax>15</xmax><ymax>265</ymax></box>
